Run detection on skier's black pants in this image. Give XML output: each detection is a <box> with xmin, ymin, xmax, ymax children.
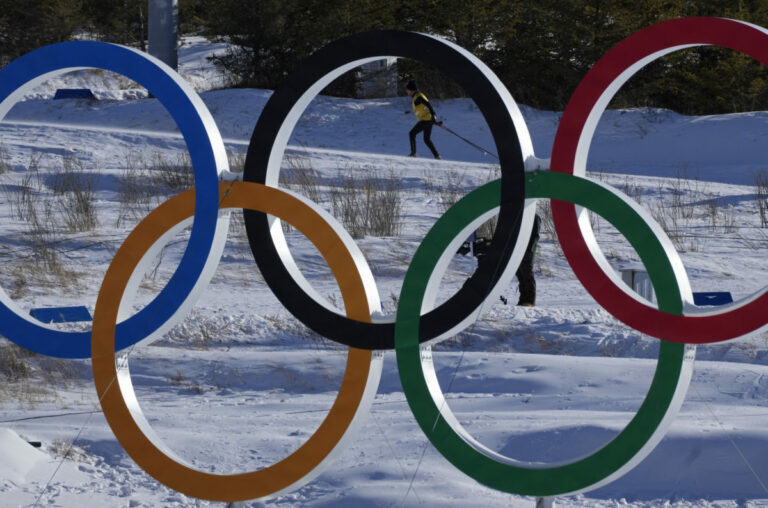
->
<box><xmin>516</xmin><ymin>214</ymin><xmax>540</xmax><ymax>305</ymax></box>
<box><xmin>409</xmin><ymin>120</ymin><xmax>439</xmax><ymax>157</ymax></box>
<box><xmin>463</xmin><ymin>214</ymin><xmax>541</xmax><ymax>305</ymax></box>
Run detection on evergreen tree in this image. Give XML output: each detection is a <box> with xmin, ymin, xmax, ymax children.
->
<box><xmin>0</xmin><ymin>0</ymin><xmax>86</xmax><ymax>65</ymax></box>
<box><xmin>201</xmin><ymin>0</ymin><xmax>397</xmax><ymax>91</ymax></box>
<box><xmin>0</xmin><ymin>0</ymin><xmax>766</xmax><ymax>113</ymax></box>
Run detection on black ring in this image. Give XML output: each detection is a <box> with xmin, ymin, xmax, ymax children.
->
<box><xmin>243</xmin><ymin>30</ymin><xmax>525</xmax><ymax>350</ymax></box>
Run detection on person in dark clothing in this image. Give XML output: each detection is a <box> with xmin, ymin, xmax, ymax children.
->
<box><xmin>458</xmin><ymin>214</ymin><xmax>541</xmax><ymax>306</ymax></box>
<box><xmin>405</xmin><ymin>80</ymin><xmax>441</xmax><ymax>159</ymax></box>
<box><xmin>515</xmin><ymin>214</ymin><xmax>540</xmax><ymax>306</ymax></box>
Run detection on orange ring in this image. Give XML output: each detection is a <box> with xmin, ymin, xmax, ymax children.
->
<box><xmin>91</xmin><ymin>182</ymin><xmax>380</xmax><ymax>502</ymax></box>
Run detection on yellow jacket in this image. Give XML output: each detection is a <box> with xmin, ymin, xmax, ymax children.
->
<box><xmin>411</xmin><ymin>92</ymin><xmax>434</xmax><ymax>121</ymax></box>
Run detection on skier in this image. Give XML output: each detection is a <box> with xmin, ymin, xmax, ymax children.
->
<box><xmin>458</xmin><ymin>214</ymin><xmax>541</xmax><ymax>306</ymax></box>
<box><xmin>515</xmin><ymin>214</ymin><xmax>540</xmax><ymax>306</ymax></box>
<box><xmin>405</xmin><ymin>80</ymin><xmax>441</xmax><ymax>159</ymax></box>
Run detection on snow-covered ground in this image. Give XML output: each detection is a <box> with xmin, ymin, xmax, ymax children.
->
<box><xmin>1</xmin><ymin>39</ymin><xmax>768</xmax><ymax>507</ymax></box>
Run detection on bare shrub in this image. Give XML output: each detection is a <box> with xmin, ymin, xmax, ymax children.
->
<box><xmin>0</xmin><ymin>343</ymin><xmax>33</xmax><ymax>382</ymax></box>
<box><xmin>228</xmin><ymin>207</ymin><xmax>246</xmax><ymax>236</ymax></box>
<box><xmin>476</xmin><ymin>216</ymin><xmax>497</xmax><ymax>239</ymax></box>
<box><xmin>330</xmin><ymin>166</ymin><xmax>404</xmax><ymax>238</ymax></box>
<box><xmin>753</xmin><ymin>169</ymin><xmax>768</xmax><ymax>227</ymax></box>
<box><xmin>721</xmin><ymin>206</ymin><xmax>738</xmax><ymax>234</ymax></box>
<box><xmin>620</xmin><ymin>175</ymin><xmax>644</xmax><ymax>203</ymax></box>
<box><xmin>227</xmin><ymin>148</ymin><xmax>246</xmax><ymax>174</ymax></box>
<box><xmin>150</xmin><ymin>151</ymin><xmax>194</xmax><ymax>191</ymax></box>
<box><xmin>645</xmin><ymin>169</ymin><xmax>708</xmax><ymax>252</ymax></box>
<box><xmin>155</xmin><ymin>309</ymin><xmax>241</xmax><ymax>350</ymax></box>
<box><xmin>37</xmin><ymin>355</ymin><xmax>82</xmax><ymax>385</ymax></box>
<box><xmin>538</xmin><ymin>200</ymin><xmax>556</xmax><ymax>243</ymax></box>
<box><xmin>48</xmin><ymin>440</ymin><xmax>92</xmax><ymax>463</ymax></box>
<box><xmin>650</xmin><ymin>202</ymin><xmax>681</xmax><ymax>248</ymax></box>
<box><xmin>51</xmin><ymin>155</ymin><xmax>85</xmax><ymax>194</ymax></box>
<box><xmin>139</xmin><ymin>245</ymin><xmax>166</xmax><ymax>289</ymax></box>
<box><xmin>705</xmin><ymin>194</ymin><xmax>720</xmax><ymax>231</ymax></box>
<box><xmin>48</xmin><ymin>155</ymin><xmax>99</xmax><ymax>232</ymax></box>
<box><xmin>10</xmin><ymin>271</ymin><xmax>28</xmax><ymax>299</ymax></box>
<box><xmin>8</xmin><ymin>154</ymin><xmax>43</xmax><ymax>221</ymax></box>
<box><xmin>167</xmin><ymin>370</ymin><xmax>203</xmax><ymax>393</ymax></box>
<box><xmin>59</xmin><ymin>190</ymin><xmax>98</xmax><ymax>232</ymax></box>
<box><xmin>0</xmin><ymin>142</ymin><xmax>11</xmax><ymax>174</ymax></box>
<box><xmin>1</xmin><ymin>156</ymin><xmax>74</xmax><ymax>283</ymax></box>
<box><xmin>263</xmin><ymin>312</ymin><xmax>340</xmax><ymax>351</ymax></box>
<box><xmin>701</xmin><ymin>194</ymin><xmax>737</xmax><ymax>234</ymax></box>
<box><xmin>330</xmin><ymin>172</ymin><xmax>366</xmax><ymax>238</ymax></box>
<box><xmin>0</xmin><ymin>342</ymin><xmax>82</xmax><ymax>404</ymax></box>
<box><xmin>282</xmin><ymin>154</ymin><xmax>322</xmax><ymax>204</ymax></box>
<box><xmin>0</xmin><ymin>342</ymin><xmax>40</xmax><ymax>405</ymax></box>
<box><xmin>537</xmin><ymin>200</ymin><xmax>564</xmax><ymax>257</ymax></box>
<box><xmin>116</xmin><ymin>150</ymin><xmax>154</xmax><ymax>227</ymax></box>
<box><xmin>11</xmin><ymin>173</ymin><xmax>37</xmax><ymax>221</ymax></box>
<box><xmin>366</xmin><ymin>172</ymin><xmax>404</xmax><ymax>237</ymax></box>
<box><xmin>278</xmin><ymin>154</ymin><xmax>324</xmax><ymax>233</ymax></box>
<box><xmin>26</xmin><ymin>198</ymin><xmax>64</xmax><ymax>273</ymax></box>
<box><xmin>650</xmin><ymin>201</ymin><xmax>699</xmax><ymax>252</ymax></box>
<box><xmin>422</xmin><ymin>169</ymin><xmax>437</xmax><ymax>194</ymax></box>
<box><xmin>424</xmin><ymin>166</ymin><xmax>500</xmax><ymax>237</ymax></box>
<box><xmin>664</xmin><ymin>168</ymin><xmax>701</xmax><ymax>221</ymax></box>
<box><xmin>435</xmin><ymin>169</ymin><xmax>466</xmax><ymax>213</ymax></box>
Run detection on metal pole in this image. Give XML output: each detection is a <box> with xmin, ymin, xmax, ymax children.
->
<box><xmin>148</xmin><ymin>0</ymin><xmax>178</xmax><ymax>70</ymax></box>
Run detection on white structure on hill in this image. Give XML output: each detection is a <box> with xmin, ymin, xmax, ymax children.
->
<box><xmin>357</xmin><ymin>58</ymin><xmax>398</xmax><ymax>98</ymax></box>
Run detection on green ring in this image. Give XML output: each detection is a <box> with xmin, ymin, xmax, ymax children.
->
<box><xmin>395</xmin><ymin>171</ymin><xmax>692</xmax><ymax>496</ymax></box>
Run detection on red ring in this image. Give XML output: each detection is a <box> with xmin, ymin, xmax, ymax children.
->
<box><xmin>551</xmin><ymin>17</ymin><xmax>768</xmax><ymax>343</ymax></box>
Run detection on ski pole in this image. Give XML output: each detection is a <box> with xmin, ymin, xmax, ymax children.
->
<box><xmin>437</xmin><ymin>123</ymin><xmax>498</xmax><ymax>159</ymax></box>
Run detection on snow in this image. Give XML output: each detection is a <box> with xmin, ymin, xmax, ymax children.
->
<box><xmin>0</xmin><ymin>428</ymin><xmax>49</xmax><ymax>484</ymax></box>
<box><xmin>1</xmin><ymin>38</ymin><xmax>768</xmax><ymax>507</ymax></box>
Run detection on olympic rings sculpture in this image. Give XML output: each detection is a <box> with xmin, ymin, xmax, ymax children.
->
<box><xmin>0</xmin><ymin>15</ymin><xmax>764</xmax><ymax>503</ymax></box>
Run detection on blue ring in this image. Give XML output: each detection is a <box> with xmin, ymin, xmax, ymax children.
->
<box><xmin>0</xmin><ymin>41</ymin><xmax>221</xmax><ymax>358</ymax></box>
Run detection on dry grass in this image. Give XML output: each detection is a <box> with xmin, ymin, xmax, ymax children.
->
<box><xmin>0</xmin><ymin>341</ymin><xmax>83</xmax><ymax>405</ymax></box>
<box><xmin>149</xmin><ymin>151</ymin><xmax>194</xmax><ymax>191</ymax></box>
<box><xmin>755</xmin><ymin>169</ymin><xmax>768</xmax><ymax>228</ymax></box>
<box><xmin>282</xmin><ymin>154</ymin><xmax>322</xmax><ymax>204</ymax></box>
<box><xmin>280</xmin><ymin>156</ymin><xmax>405</xmax><ymax>238</ymax></box>
<box><xmin>263</xmin><ymin>312</ymin><xmax>342</xmax><ymax>351</ymax></box>
<box><xmin>329</xmin><ymin>166</ymin><xmax>404</xmax><ymax>238</ymax></box>
<box><xmin>433</xmin><ymin>169</ymin><xmax>466</xmax><ymax>213</ymax></box>
<box><xmin>167</xmin><ymin>370</ymin><xmax>204</xmax><ymax>394</ymax></box>
<box><xmin>0</xmin><ymin>142</ymin><xmax>12</xmax><ymax>174</ymax></box>
<box><xmin>227</xmin><ymin>148</ymin><xmax>246</xmax><ymax>174</ymax></box>
<box><xmin>116</xmin><ymin>150</ymin><xmax>154</xmax><ymax>227</ymax></box>
<box><xmin>54</xmin><ymin>156</ymin><xmax>98</xmax><ymax>233</ymax></box>
<box><xmin>48</xmin><ymin>439</ymin><xmax>93</xmax><ymax>463</ymax></box>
